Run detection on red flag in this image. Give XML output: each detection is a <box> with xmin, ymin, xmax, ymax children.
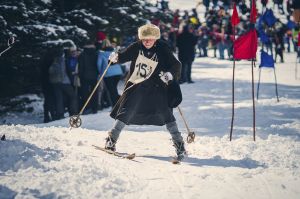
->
<box><xmin>233</xmin><ymin>29</ymin><xmax>258</xmax><ymax>60</ymax></box>
<box><xmin>231</xmin><ymin>3</ymin><xmax>240</xmax><ymax>26</ymax></box>
<box><xmin>250</xmin><ymin>0</ymin><xmax>257</xmax><ymax>23</ymax></box>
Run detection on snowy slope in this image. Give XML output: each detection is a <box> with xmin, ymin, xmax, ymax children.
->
<box><xmin>1</xmin><ymin>125</ymin><xmax>299</xmax><ymax>199</ymax></box>
<box><xmin>1</xmin><ymin>1</ymin><xmax>300</xmax><ymax>198</ymax></box>
<box><xmin>1</xmin><ymin>50</ymin><xmax>300</xmax><ymax>198</ymax></box>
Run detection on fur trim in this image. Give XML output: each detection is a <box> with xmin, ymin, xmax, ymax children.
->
<box><xmin>138</xmin><ymin>24</ymin><xmax>161</xmax><ymax>40</ymax></box>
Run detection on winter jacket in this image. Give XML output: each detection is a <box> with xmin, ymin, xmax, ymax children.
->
<box><xmin>293</xmin><ymin>0</ymin><xmax>300</xmax><ymax>9</ymax></box>
<box><xmin>78</xmin><ymin>46</ymin><xmax>98</xmax><ymax>81</ymax></box>
<box><xmin>48</xmin><ymin>55</ymin><xmax>70</xmax><ymax>84</ymax></box>
<box><xmin>110</xmin><ymin>40</ymin><xmax>181</xmax><ymax>126</ymax></box>
<box><xmin>97</xmin><ymin>48</ymin><xmax>123</xmax><ymax>78</ymax></box>
<box><xmin>177</xmin><ymin>27</ymin><xmax>198</xmax><ymax>62</ymax></box>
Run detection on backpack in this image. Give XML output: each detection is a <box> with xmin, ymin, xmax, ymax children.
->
<box><xmin>49</xmin><ymin>57</ymin><xmax>64</xmax><ymax>83</ymax></box>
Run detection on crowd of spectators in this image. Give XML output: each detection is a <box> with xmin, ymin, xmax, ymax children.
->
<box><xmin>41</xmin><ymin>0</ymin><xmax>300</xmax><ymax>123</ymax></box>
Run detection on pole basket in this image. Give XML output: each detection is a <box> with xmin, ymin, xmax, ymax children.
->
<box><xmin>69</xmin><ymin>115</ymin><xmax>82</xmax><ymax>128</ymax></box>
<box><xmin>187</xmin><ymin>131</ymin><xmax>195</xmax><ymax>143</ymax></box>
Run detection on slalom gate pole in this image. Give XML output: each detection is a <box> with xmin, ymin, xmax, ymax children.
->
<box><xmin>229</xmin><ymin>58</ymin><xmax>235</xmax><ymax>141</ymax></box>
<box><xmin>273</xmin><ymin>68</ymin><xmax>279</xmax><ymax>102</ymax></box>
<box><xmin>296</xmin><ymin>52</ymin><xmax>298</xmax><ymax>79</ymax></box>
<box><xmin>229</xmin><ymin>21</ymin><xmax>236</xmax><ymax>141</ymax></box>
<box><xmin>251</xmin><ymin>59</ymin><xmax>256</xmax><ymax>141</ymax></box>
<box><xmin>177</xmin><ymin>106</ymin><xmax>195</xmax><ymax>143</ymax></box>
<box><xmin>256</xmin><ymin>68</ymin><xmax>261</xmax><ymax>100</ymax></box>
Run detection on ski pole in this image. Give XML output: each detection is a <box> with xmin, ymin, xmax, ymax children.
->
<box><xmin>177</xmin><ymin>106</ymin><xmax>195</xmax><ymax>143</ymax></box>
<box><xmin>0</xmin><ymin>37</ymin><xmax>15</xmax><ymax>57</ymax></box>
<box><xmin>69</xmin><ymin>47</ymin><xmax>119</xmax><ymax>128</ymax></box>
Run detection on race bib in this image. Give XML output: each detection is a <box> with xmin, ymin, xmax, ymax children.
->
<box><xmin>128</xmin><ymin>51</ymin><xmax>158</xmax><ymax>84</ymax></box>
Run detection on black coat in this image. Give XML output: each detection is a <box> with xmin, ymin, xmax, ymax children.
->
<box><xmin>78</xmin><ymin>47</ymin><xmax>98</xmax><ymax>81</ymax></box>
<box><xmin>177</xmin><ymin>28</ymin><xmax>198</xmax><ymax>62</ymax></box>
<box><xmin>293</xmin><ymin>0</ymin><xmax>300</xmax><ymax>9</ymax></box>
<box><xmin>110</xmin><ymin>40</ymin><xmax>181</xmax><ymax>126</ymax></box>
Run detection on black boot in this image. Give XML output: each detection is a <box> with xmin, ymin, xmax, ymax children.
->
<box><xmin>105</xmin><ymin>135</ymin><xmax>117</xmax><ymax>152</ymax></box>
<box><xmin>173</xmin><ymin>141</ymin><xmax>187</xmax><ymax>161</ymax></box>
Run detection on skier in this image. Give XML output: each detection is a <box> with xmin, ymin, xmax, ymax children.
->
<box><xmin>104</xmin><ymin>23</ymin><xmax>187</xmax><ymax>161</ymax></box>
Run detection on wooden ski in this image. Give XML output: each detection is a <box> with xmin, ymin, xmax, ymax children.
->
<box><xmin>92</xmin><ymin>145</ymin><xmax>136</xmax><ymax>160</ymax></box>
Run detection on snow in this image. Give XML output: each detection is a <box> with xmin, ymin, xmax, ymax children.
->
<box><xmin>0</xmin><ymin>5</ymin><xmax>18</xmax><ymax>10</ymax></box>
<box><xmin>42</xmin><ymin>39</ymin><xmax>78</xmax><ymax>49</ymax></box>
<box><xmin>1</xmin><ymin>50</ymin><xmax>300</xmax><ymax>198</ymax></box>
<box><xmin>40</xmin><ymin>0</ymin><xmax>52</xmax><ymax>4</ymax></box>
<box><xmin>15</xmin><ymin>24</ymin><xmax>88</xmax><ymax>38</ymax></box>
<box><xmin>147</xmin><ymin>0</ymin><xmax>199</xmax><ymax>11</ymax></box>
<box><xmin>1</xmin><ymin>0</ymin><xmax>300</xmax><ymax>197</ymax></box>
<box><xmin>68</xmin><ymin>9</ymin><xmax>109</xmax><ymax>25</ymax></box>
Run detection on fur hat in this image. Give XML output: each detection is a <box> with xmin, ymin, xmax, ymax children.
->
<box><xmin>138</xmin><ymin>24</ymin><xmax>161</xmax><ymax>40</ymax></box>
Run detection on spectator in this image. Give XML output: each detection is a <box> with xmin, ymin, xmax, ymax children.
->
<box><xmin>95</xmin><ymin>31</ymin><xmax>106</xmax><ymax>51</ymax></box>
<box><xmin>48</xmin><ymin>47</ymin><xmax>78</xmax><ymax>119</ymax></box>
<box><xmin>197</xmin><ymin>23</ymin><xmax>209</xmax><ymax>57</ymax></box>
<box><xmin>177</xmin><ymin>25</ymin><xmax>198</xmax><ymax>83</ymax></box>
<box><xmin>40</xmin><ymin>48</ymin><xmax>56</xmax><ymax>123</ymax></box>
<box><xmin>292</xmin><ymin>0</ymin><xmax>300</xmax><ymax>23</ymax></box>
<box><xmin>65</xmin><ymin>46</ymin><xmax>81</xmax><ymax>95</ymax></box>
<box><xmin>78</xmin><ymin>39</ymin><xmax>99</xmax><ymax>114</ymax></box>
<box><xmin>168</xmin><ymin>26</ymin><xmax>178</xmax><ymax>53</ymax></box>
<box><xmin>97</xmin><ymin>39</ymin><xmax>124</xmax><ymax>107</ymax></box>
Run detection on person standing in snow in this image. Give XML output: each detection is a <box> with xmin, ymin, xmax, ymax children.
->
<box><xmin>177</xmin><ymin>24</ymin><xmax>198</xmax><ymax>84</ymax></box>
<box><xmin>48</xmin><ymin>47</ymin><xmax>78</xmax><ymax>119</ymax></box>
<box><xmin>97</xmin><ymin>39</ymin><xmax>124</xmax><ymax>107</ymax></box>
<box><xmin>41</xmin><ymin>47</ymin><xmax>57</xmax><ymax>122</ymax></box>
<box><xmin>104</xmin><ymin>24</ymin><xmax>186</xmax><ymax>160</ymax></box>
<box><xmin>78</xmin><ymin>39</ymin><xmax>99</xmax><ymax>114</ymax></box>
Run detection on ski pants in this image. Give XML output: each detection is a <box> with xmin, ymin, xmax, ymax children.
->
<box><xmin>108</xmin><ymin>120</ymin><xmax>184</xmax><ymax>143</ymax></box>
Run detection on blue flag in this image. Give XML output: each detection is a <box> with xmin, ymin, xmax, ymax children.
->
<box><xmin>287</xmin><ymin>20</ymin><xmax>296</xmax><ymax>30</ymax></box>
<box><xmin>257</xmin><ymin>16</ymin><xmax>264</xmax><ymax>32</ymax></box>
<box><xmin>260</xmin><ymin>50</ymin><xmax>274</xmax><ymax>68</ymax></box>
<box><xmin>263</xmin><ymin>9</ymin><xmax>277</xmax><ymax>27</ymax></box>
<box><xmin>259</xmin><ymin>30</ymin><xmax>270</xmax><ymax>44</ymax></box>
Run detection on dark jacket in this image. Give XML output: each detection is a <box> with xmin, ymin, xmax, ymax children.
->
<box><xmin>110</xmin><ymin>40</ymin><xmax>181</xmax><ymax>126</ymax></box>
<box><xmin>293</xmin><ymin>0</ymin><xmax>300</xmax><ymax>9</ymax></box>
<box><xmin>177</xmin><ymin>27</ymin><xmax>198</xmax><ymax>62</ymax></box>
<box><xmin>78</xmin><ymin>46</ymin><xmax>98</xmax><ymax>81</ymax></box>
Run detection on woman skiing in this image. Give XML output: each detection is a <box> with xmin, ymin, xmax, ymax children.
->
<box><xmin>105</xmin><ymin>23</ymin><xmax>186</xmax><ymax>160</ymax></box>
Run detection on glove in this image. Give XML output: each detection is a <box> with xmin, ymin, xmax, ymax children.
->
<box><xmin>159</xmin><ymin>71</ymin><xmax>173</xmax><ymax>84</ymax></box>
<box><xmin>108</xmin><ymin>52</ymin><xmax>118</xmax><ymax>63</ymax></box>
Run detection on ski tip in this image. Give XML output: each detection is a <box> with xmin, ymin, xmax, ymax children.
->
<box><xmin>1</xmin><ymin>134</ymin><xmax>5</xmax><ymax>141</ymax></box>
<box><xmin>127</xmin><ymin>153</ymin><xmax>136</xmax><ymax>160</ymax></box>
<box><xmin>171</xmin><ymin>158</ymin><xmax>181</xmax><ymax>164</ymax></box>
<box><xmin>172</xmin><ymin>160</ymin><xmax>180</xmax><ymax>164</ymax></box>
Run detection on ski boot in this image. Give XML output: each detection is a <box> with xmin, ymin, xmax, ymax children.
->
<box><xmin>173</xmin><ymin>141</ymin><xmax>187</xmax><ymax>162</ymax></box>
<box><xmin>105</xmin><ymin>135</ymin><xmax>117</xmax><ymax>152</ymax></box>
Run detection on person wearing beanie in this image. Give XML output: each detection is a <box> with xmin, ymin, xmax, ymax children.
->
<box><xmin>95</xmin><ymin>31</ymin><xmax>107</xmax><ymax>50</ymax></box>
<box><xmin>96</xmin><ymin>31</ymin><xmax>106</xmax><ymax>42</ymax></box>
<box><xmin>104</xmin><ymin>23</ymin><xmax>186</xmax><ymax>162</ymax></box>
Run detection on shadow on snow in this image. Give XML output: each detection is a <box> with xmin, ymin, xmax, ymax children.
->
<box><xmin>0</xmin><ymin>139</ymin><xmax>62</xmax><ymax>173</ymax></box>
<box><xmin>140</xmin><ymin>154</ymin><xmax>266</xmax><ymax>169</ymax></box>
